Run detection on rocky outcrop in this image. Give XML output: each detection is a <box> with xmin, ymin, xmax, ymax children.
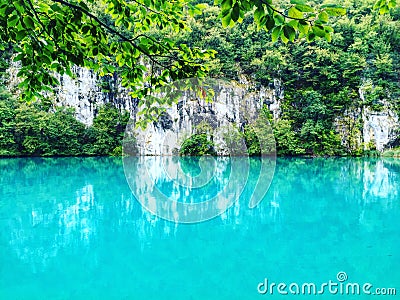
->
<box><xmin>55</xmin><ymin>67</ymin><xmax>138</xmax><ymax>125</ymax></box>
<box><xmin>334</xmin><ymin>89</ymin><xmax>399</xmax><ymax>152</ymax></box>
<box><xmin>133</xmin><ymin>80</ymin><xmax>279</xmax><ymax>155</ymax></box>
<box><xmin>50</xmin><ymin>70</ymin><xmax>282</xmax><ymax>155</ymax></box>
<box><xmin>362</xmin><ymin>107</ymin><xmax>399</xmax><ymax>151</ymax></box>
<box><xmin>6</xmin><ymin>64</ymin><xmax>399</xmax><ymax>153</ymax></box>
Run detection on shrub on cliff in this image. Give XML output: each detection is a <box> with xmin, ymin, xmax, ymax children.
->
<box><xmin>180</xmin><ymin>133</ymin><xmax>215</xmax><ymax>156</ymax></box>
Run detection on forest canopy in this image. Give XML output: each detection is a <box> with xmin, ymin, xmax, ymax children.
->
<box><xmin>0</xmin><ymin>0</ymin><xmax>399</xmax><ymax>156</ymax></box>
<box><xmin>0</xmin><ymin>0</ymin><xmax>357</xmax><ymax>125</ymax></box>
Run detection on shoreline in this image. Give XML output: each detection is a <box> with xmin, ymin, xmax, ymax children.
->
<box><xmin>0</xmin><ymin>153</ymin><xmax>399</xmax><ymax>159</ymax></box>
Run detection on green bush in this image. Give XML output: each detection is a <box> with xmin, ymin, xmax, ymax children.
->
<box><xmin>0</xmin><ymin>94</ymin><xmax>130</xmax><ymax>157</ymax></box>
<box><xmin>244</xmin><ymin>106</ymin><xmax>276</xmax><ymax>156</ymax></box>
<box><xmin>273</xmin><ymin>119</ymin><xmax>305</xmax><ymax>156</ymax></box>
<box><xmin>382</xmin><ymin>148</ymin><xmax>400</xmax><ymax>157</ymax></box>
<box><xmin>13</xmin><ymin>103</ymin><xmax>86</xmax><ymax>156</ymax></box>
<box><xmin>0</xmin><ymin>89</ymin><xmax>18</xmax><ymax>155</ymax></box>
<box><xmin>180</xmin><ymin>133</ymin><xmax>215</xmax><ymax>156</ymax></box>
<box><xmin>89</xmin><ymin>104</ymin><xmax>130</xmax><ymax>155</ymax></box>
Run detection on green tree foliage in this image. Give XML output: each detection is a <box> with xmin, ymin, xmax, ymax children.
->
<box><xmin>0</xmin><ymin>0</ymin><xmax>216</xmax><ymax>127</ymax></box>
<box><xmin>84</xmin><ymin>104</ymin><xmax>130</xmax><ymax>155</ymax></box>
<box><xmin>13</xmin><ymin>103</ymin><xmax>86</xmax><ymax>155</ymax></box>
<box><xmin>0</xmin><ymin>89</ymin><xmax>18</xmax><ymax>155</ymax></box>
<box><xmin>0</xmin><ymin>93</ymin><xmax>129</xmax><ymax>156</ymax></box>
<box><xmin>273</xmin><ymin>119</ymin><xmax>305</xmax><ymax>155</ymax></box>
<box><xmin>373</xmin><ymin>0</ymin><xmax>397</xmax><ymax>14</ymax></box>
<box><xmin>180</xmin><ymin>0</ymin><xmax>399</xmax><ymax>156</ymax></box>
<box><xmin>0</xmin><ymin>0</ymin><xmax>398</xmax><ymax>157</ymax></box>
<box><xmin>3</xmin><ymin>0</ymin><xmax>393</xmax><ymax>127</ymax></box>
<box><xmin>243</xmin><ymin>106</ymin><xmax>275</xmax><ymax>156</ymax></box>
<box><xmin>179</xmin><ymin>133</ymin><xmax>215</xmax><ymax>155</ymax></box>
<box><xmin>214</xmin><ymin>0</ymin><xmax>347</xmax><ymax>43</ymax></box>
<box><xmin>180</xmin><ymin>121</ymin><xmax>216</xmax><ymax>155</ymax></box>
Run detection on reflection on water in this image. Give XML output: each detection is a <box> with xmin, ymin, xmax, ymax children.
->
<box><xmin>0</xmin><ymin>157</ymin><xmax>399</xmax><ymax>298</ymax></box>
<box><xmin>123</xmin><ymin>156</ymin><xmax>276</xmax><ymax>223</ymax></box>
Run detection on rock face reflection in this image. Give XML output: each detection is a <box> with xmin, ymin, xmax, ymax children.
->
<box><xmin>123</xmin><ymin>156</ymin><xmax>266</xmax><ymax>223</ymax></box>
<box><xmin>0</xmin><ymin>157</ymin><xmax>399</xmax><ymax>274</ymax></box>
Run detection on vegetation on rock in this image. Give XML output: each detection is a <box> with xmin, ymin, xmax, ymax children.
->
<box><xmin>0</xmin><ymin>0</ymin><xmax>399</xmax><ymax>156</ymax></box>
<box><xmin>0</xmin><ymin>91</ymin><xmax>129</xmax><ymax>156</ymax></box>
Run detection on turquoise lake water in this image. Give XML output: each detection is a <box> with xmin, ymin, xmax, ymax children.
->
<box><xmin>0</xmin><ymin>157</ymin><xmax>399</xmax><ymax>299</ymax></box>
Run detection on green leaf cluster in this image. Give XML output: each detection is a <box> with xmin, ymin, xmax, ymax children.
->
<box><xmin>214</xmin><ymin>0</ymin><xmax>346</xmax><ymax>43</ymax></box>
<box><xmin>0</xmin><ymin>93</ymin><xmax>129</xmax><ymax>156</ymax></box>
<box><xmin>0</xmin><ymin>0</ymin><xmax>215</xmax><ymax>116</ymax></box>
<box><xmin>179</xmin><ymin>133</ymin><xmax>216</xmax><ymax>156</ymax></box>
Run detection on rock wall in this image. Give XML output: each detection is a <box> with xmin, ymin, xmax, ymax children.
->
<box><xmin>55</xmin><ymin>67</ymin><xmax>138</xmax><ymax>126</ymax></box>
<box><xmin>54</xmin><ymin>69</ymin><xmax>400</xmax><ymax>152</ymax></box>
<box><xmin>362</xmin><ymin>107</ymin><xmax>399</xmax><ymax>151</ymax></box>
<box><xmin>7</xmin><ymin>65</ymin><xmax>399</xmax><ymax>152</ymax></box>
<box><xmin>334</xmin><ymin>89</ymin><xmax>399</xmax><ymax>152</ymax></box>
<box><xmin>6</xmin><ymin>62</ymin><xmax>138</xmax><ymax>126</ymax></box>
<box><xmin>52</xmin><ymin>70</ymin><xmax>282</xmax><ymax>155</ymax></box>
<box><xmin>133</xmin><ymin>80</ymin><xmax>280</xmax><ymax>155</ymax></box>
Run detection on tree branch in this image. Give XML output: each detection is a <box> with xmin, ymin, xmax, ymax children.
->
<box><xmin>49</xmin><ymin>0</ymin><xmax>197</xmax><ymax>72</ymax></box>
<box><xmin>260</xmin><ymin>0</ymin><xmax>313</xmax><ymax>23</ymax></box>
<box><xmin>50</xmin><ymin>0</ymin><xmax>169</xmax><ymax>69</ymax></box>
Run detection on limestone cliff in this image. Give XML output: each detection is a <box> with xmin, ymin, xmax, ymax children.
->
<box><xmin>6</xmin><ymin>65</ymin><xmax>399</xmax><ymax>153</ymax></box>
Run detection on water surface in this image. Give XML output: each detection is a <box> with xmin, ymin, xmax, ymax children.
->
<box><xmin>0</xmin><ymin>157</ymin><xmax>399</xmax><ymax>299</ymax></box>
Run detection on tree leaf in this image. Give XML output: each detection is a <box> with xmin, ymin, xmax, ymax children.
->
<box><xmin>221</xmin><ymin>0</ymin><xmax>233</xmax><ymax>12</ymax></box>
<box><xmin>307</xmin><ymin>32</ymin><xmax>316</xmax><ymax>42</ymax></box>
<box><xmin>231</xmin><ymin>3</ymin><xmax>240</xmax><ymax>22</ymax></box>
<box><xmin>273</xmin><ymin>13</ymin><xmax>284</xmax><ymax>25</ymax></box>
<box><xmin>254</xmin><ymin>7</ymin><xmax>265</xmax><ymax>23</ymax></box>
<box><xmin>325</xmin><ymin>32</ymin><xmax>332</xmax><ymax>42</ymax></box>
<box><xmin>388</xmin><ymin>0</ymin><xmax>396</xmax><ymax>8</ymax></box>
<box><xmin>221</xmin><ymin>8</ymin><xmax>231</xmax><ymax>18</ymax></box>
<box><xmin>283</xmin><ymin>25</ymin><xmax>296</xmax><ymax>42</ymax></box>
<box><xmin>318</xmin><ymin>11</ymin><xmax>329</xmax><ymax>23</ymax></box>
<box><xmin>298</xmin><ymin>22</ymin><xmax>310</xmax><ymax>34</ymax></box>
<box><xmin>379</xmin><ymin>5</ymin><xmax>390</xmax><ymax>14</ymax></box>
<box><xmin>7</xmin><ymin>14</ymin><xmax>19</xmax><ymax>27</ymax></box>
<box><xmin>271</xmin><ymin>26</ymin><xmax>281</xmax><ymax>43</ymax></box>
<box><xmin>265</xmin><ymin>15</ymin><xmax>275</xmax><ymax>31</ymax></box>
<box><xmin>15</xmin><ymin>30</ymin><xmax>27</xmax><ymax>40</ymax></box>
<box><xmin>288</xmin><ymin>7</ymin><xmax>303</xmax><ymax>19</ymax></box>
<box><xmin>280</xmin><ymin>30</ymin><xmax>289</xmax><ymax>43</ymax></box>
<box><xmin>312</xmin><ymin>25</ymin><xmax>326</xmax><ymax>37</ymax></box>
<box><xmin>295</xmin><ymin>4</ymin><xmax>314</xmax><ymax>12</ymax></box>
<box><xmin>222</xmin><ymin>13</ymin><xmax>232</xmax><ymax>27</ymax></box>
<box><xmin>288</xmin><ymin>19</ymin><xmax>298</xmax><ymax>30</ymax></box>
<box><xmin>240</xmin><ymin>0</ymin><xmax>251</xmax><ymax>11</ymax></box>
